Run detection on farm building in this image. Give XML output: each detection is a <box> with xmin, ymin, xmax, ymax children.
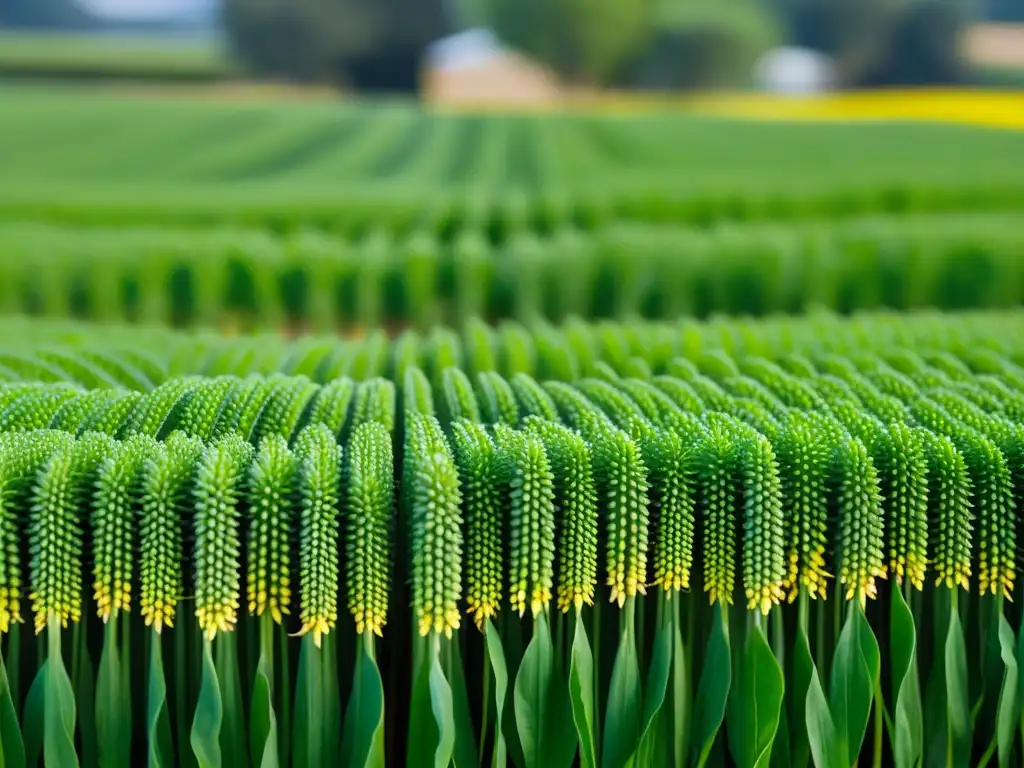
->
<box><xmin>421</xmin><ymin>29</ymin><xmax>561</xmax><ymax>108</ymax></box>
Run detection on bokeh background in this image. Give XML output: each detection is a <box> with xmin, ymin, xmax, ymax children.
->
<box><xmin>0</xmin><ymin>0</ymin><xmax>1023</xmax><ymax>338</ymax></box>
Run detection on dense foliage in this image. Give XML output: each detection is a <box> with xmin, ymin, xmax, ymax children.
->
<box><xmin>0</xmin><ymin>310</ymin><xmax>1019</xmax><ymax>766</ymax></box>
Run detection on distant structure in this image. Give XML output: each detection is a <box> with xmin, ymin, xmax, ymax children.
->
<box><xmin>422</xmin><ymin>29</ymin><xmax>561</xmax><ymax>107</ymax></box>
<box><xmin>755</xmin><ymin>47</ymin><xmax>836</xmax><ymax>95</ymax></box>
<box><xmin>966</xmin><ymin>23</ymin><xmax>1024</xmax><ymax>68</ymax></box>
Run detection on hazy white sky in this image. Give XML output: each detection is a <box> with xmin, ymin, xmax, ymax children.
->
<box><xmin>78</xmin><ymin>0</ymin><xmax>212</xmax><ymax>19</ymax></box>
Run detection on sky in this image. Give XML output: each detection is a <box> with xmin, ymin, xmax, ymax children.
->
<box><xmin>77</xmin><ymin>0</ymin><xmax>214</xmax><ymax>20</ymax></box>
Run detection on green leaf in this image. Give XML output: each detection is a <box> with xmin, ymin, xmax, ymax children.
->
<box><xmin>45</xmin><ymin>618</ymin><xmax>79</xmax><ymax>768</ymax></box>
<box><xmin>340</xmin><ymin>634</ymin><xmax>385</xmax><ymax>768</ymax></box>
<box><xmin>944</xmin><ymin>610</ymin><xmax>971</xmax><ymax>768</ymax></box>
<box><xmin>601</xmin><ymin>603</ymin><xmax>642</xmax><ymax>768</ymax></box>
<box><xmin>805</xmin><ymin>662</ymin><xmax>845</xmax><ymax>768</ymax></box>
<box><xmin>406</xmin><ymin>636</ymin><xmax>437</xmax><ymax>768</ymax></box>
<box><xmin>693</xmin><ymin>605</ymin><xmax>731</xmax><ymax>768</ymax></box>
<box><xmin>445</xmin><ymin>634</ymin><xmax>479</xmax><ymax>768</ymax></box>
<box><xmin>515</xmin><ymin>613</ymin><xmax>558</xmax><ymax>768</ymax></box>
<box><xmin>428</xmin><ymin>636</ymin><xmax>456</xmax><ymax>768</ymax></box>
<box><xmin>890</xmin><ymin>588</ymin><xmax>923</xmax><ymax>768</ymax></box>
<box><xmin>727</xmin><ymin>622</ymin><xmax>785</xmax><ymax>768</ymax></box>
<box><xmin>668</xmin><ymin>598</ymin><xmax>689</xmax><ymax>768</ymax></box>
<box><xmin>250</xmin><ymin>619</ymin><xmax>279</xmax><ymax>768</ymax></box>
<box><xmin>23</xmin><ymin>661</ymin><xmax>47</xmax><ymax>768</ymax></box>
<box><xmin>830</xmin><ymin>602</ymin><xmax>879</xmax><ymax>760</ymax></box>
<box><xmin>96</xmin><ymin>619</ymin><xmax>130</xmax><ymax>768</ymax></box>
<box><xmin>636</xmin><ymin>603</ymin><xmax>673</xmax><ymax>766</ymax></box>
<box><xmin>995</xmin><ymin>612</ymin><xmax>1018</xmax><ymax>768</ymax></box>
<box><xmin>484</xmin><ymin>621</ymin><xmax>509</xmax><ymax>768</ymax></box>
<box><xmin>790</xmin><ymin>618</ymin><xmax>814</xmax><ymax>768</ymax></box>
<box><xmin>292</xmin><ymin>636</ymin><xmax>327</xmax><ymax>768</ymax></box>
<box><xmin>146</xmin><ymin>636</ymin><xmax>174</xmax><ymax>768</ymax></box>
<box><xmin>0</xmin><ymin>651</ymin><xmax>26</xmax><ymax>768</ymax></box>
<box><xmin>568</xmin><ymin>615</ymin><xmax>597</xmax><ymax>768</ymax></box>
<box><xmin>215</xmin><ymin>633</ymin><xmax>248</xmax><ymax>766</ymax></box>
<box><xmin>190</xmin><ymin>637</ymin><xmax>223</xmax><ymax>768</ymax></box>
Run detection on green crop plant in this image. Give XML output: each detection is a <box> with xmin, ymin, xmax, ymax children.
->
<box><xmin>0</xmin><ymin>310</ymin><xmax>1021</xmax><ymax>765</ymax></box>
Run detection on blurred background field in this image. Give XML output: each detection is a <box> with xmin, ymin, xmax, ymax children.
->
<box><xmin>0</xmin><ymin>0</ymin><xmax>1022</xmax><ymax>336</ymax></box>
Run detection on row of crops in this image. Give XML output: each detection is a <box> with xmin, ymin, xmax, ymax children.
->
<box><xmin>2</xmin><ymin>212</ymin><xmax>1022</xmax><ymax>328</ymax></box>
<box><xmin>0</xmin><ymin>310</ymin><xmax>1020</xmax><ymax>767</ymax></box>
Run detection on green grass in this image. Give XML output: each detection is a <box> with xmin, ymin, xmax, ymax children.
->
<box><xmin>0</xmin><ymin>31</ymin><xmax>231</xmax><ymax>82</ymax></box>
<box><xmin>1</xmin><ymin>86</ymin><xmax>1024</xmax><ymax>230</ymax></box>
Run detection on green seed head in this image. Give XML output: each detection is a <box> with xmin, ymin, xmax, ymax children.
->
<box><xmin>450</xmin><ymin>420</ymin><xmax>503</xmax><ymax>628</ymax></box>
<box><xmin>835</xmin><ymin>437</ymin><xmax>886</xmax><ymax>605</ymax></box>
<box><xmin>696</xmin><ymin>419</ymin><xmax>737</xmax><ymax>606</ymax></box>
<box><xmin>739</xmin><ymin>431</ymin><xmax>785</xmax><ymax>615</ymax></box>
<box><xmin>30</xmin><ymin>432</ymin><xmax>116</xmax><ymax>633</ymax></box>
<box><xmin>441</xmin><ymin>367</ymin><xmax>481</xmax><ymax>426</ymax></box>
<box><xmin>345</xmin><ymin>422</ymin><xmax>394</xmax><ymax>636</ymax></box>
<box><xmin>0</xmin><ymin>431</ymin><xmax>72</xmax><ymax>631</ymax></box>
<box><xmin>593</xmin><ymin>427</ymin><xmax>650</xmax><ymax>607</ymax></box>
<box><xmin>403</xmin><ymin>367</ymin><xmax>435</xmax><ymax>417</ymax></box>
<box><xmin>307</xmin><ymin>378</ymin><xmax>356</xmax><ymax>438</ymax></box>
<box><xmin>140</xmin><ymin>431</ymin><xmax>203</xmax><ymax>632</ymax></box>
<box><xmin>775</xmin><ymin>414</ymin><xmax>832</xmax><ymax>601</ymax></box>
<box><xmin>92</xmin><ymin>434</ymin><xmax>158</xmax><ymax>621</ymax></box>
<box><xmin>407</xmin><ymin>413</ymin><xmax>463</xmax><ymax>638</ymax></box>
<box><xmin>874</xmin><ymin>423</ymin><xmax>929</xmax><ymax>591</ymax></box>
<box><xmin>918</xmin><ymin>430</ymin><xmax>972</xmax><ymax>591</ymax></box>
<box><xmin>246</xmin><ymin>434</ymin><xmax>297</xmax><ymax>624</ymax></box>
<box><xmin>510</xmin><ymin>373</ymin><xmax>557</xmax><ymax>422</ymax></box>
<box><xmin>193</xmin><ymin>434</ymin><xmax>254</xmax><ymax>640</ymax></box>
<box><xmin>294</xmin><ymin>423</ymin><xmax>342</xmax><ymax>645</ymax></box>
<box><xmin>1</xmin><ymin>384</ymin><xmax>80</xmax><ymax>432</ymax></box>
<box><xmin>494</xmin><ymin>424</ymin><xmax>556</xmax><ymax>617</ymax></box>
<box><xmin>352</xmin><ymin>378</ymin><xmax>397</xmax><ymax>433</ymax></box>
<box><xmin>637</xmin><ymin>426</ymin><xmax>695</xmax><ymax>595</ymax></box>
<box><xmin>477</xmin><ymin>372</ymin><xmax>521</xmax><ymax>426</ymax></box>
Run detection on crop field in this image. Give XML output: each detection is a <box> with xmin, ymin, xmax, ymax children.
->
<box><xmin>0</xmin><ymin>86</ymin><xmax>1023</xmax><ymax>768</ymax></box>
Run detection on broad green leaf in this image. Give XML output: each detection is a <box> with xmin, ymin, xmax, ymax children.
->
<box><xmin>693</xmin><ymin>606</ymin><xmax>731</xmax><ymax>768</ymax></box>
<box><xmin>45</xmin><ymin>619</ymin><xmax>79</xmax><ymax>768</ymax></box>
<box><xmin>515</xmin><ymin>613</ymin><xmax>556</xmax><ymax>768</ymax></box>
<box><xmin>636</xmin><ymin>606</ymin><xmax>673</xmax><ymax>766</ymax></box>
<box><xmin>790</xmin><ymin>620</ymin><xmax>814</xmax><ymax>768</ymax></box>
<box><xmin>890</xmin><ymin>588</ymin><xmax>923</xmax><ymax>768</ymax></box>
<box><xmin>830</xmin><ymin>603</ymin><xmax>879</xmax><ymax>760</ymax></box>
<box><xmin>146</xmin><ymin>637</ymin><xmax>174</xmax><ymax>768</ymax></box>
<box><xmin>428</xmin><ymin>636</ymin><xmax>456</xmax><ymax>768</ymax></box>
<box><xmin>292</xmin><ymin>636</ymin><xmax>325</xmax><ymax>768</ymax></box>
<box><xmin>568</xmin><ymin>616</ymin><xmax>597</xmax><ymax>768</ymax></box>
<box><xmin>406</xmin><ymin>637</ymin><xmax>438</xmax><ymax>768</ymax></box>
<box><xmin>250</xmin><ymin>620</ymin><xmax>279</xmax><ymax>768</ymax></box>
<box><xmin>944</xmin><ymin>611</ymin><xmax>971</xmax><ymax>768</ymax></box>
<box><xmin>446</xmin><ymin>634</ymin><xmax>479</xmax><ymax>768</ymax></box>
<box><xmin>96</xmin><ymin>619</ymin><xmax>130</xmax><ymax>768</ymax></box>
<box><xmin>727</xmin><ymin>623</ymin><xmax>785</xmax><ymax>768</ymax></box>
<box><xmin>0</xmin><ymin>653</ymin><xmax>26</xmax><ymax>768</ymax></box>
<box><xmin>805</xmin><ymin>664</ymin><xmax>845</xmax><ymax>768</ymax></box>
<box><xmin>319</xmin><ymin>635</ymin><xmax>341</xmax><ymax>764</ymax></box>
<box><xmin>215</xmin><ymin>633</ymin><xmax>248</xmax><ymax>766</ymax></box>
<box><xmin>341</xmin><ymin>634</ymin><xmax>385</xmax><ymax>768</ymax></box>
<box><xmin>72</xmin><ymin>626</ymin><xmax>97</xmax><ymax>768</ymax></box>
<box><xmin>669</xmin><ymin>598</ymin><xmax>689</xmax><ymax>768</ymax></box>
<box><xmin>23</xmin><ymin>661</ymin><xmax>47</xmax><ymax>768</ymax></box>
<box><xmin>995</xmin><ymin>612</ymin><xmax>1018</xmax><ymax>768</ymax></box>
<box><xmin>601</xmin><ymin>606</ymin><xmax>641</xmax><ymax>768</ymax></box>
<box><xmin>191</xmin><ymin>638</ymin><xmax>223</xmax><ymax>768</ymax></box>
<box><xmin>484</xmin><ymin>620</ymin><xmax>509</xmax><ymax>768</ymax></box>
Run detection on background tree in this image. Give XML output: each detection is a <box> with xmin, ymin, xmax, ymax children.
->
<box><xmin>222</xmin><ymin>0</ymin><xmax>450</xmax><ymax>90</ymax></box>
<box><xmin>486</xmin><ymin>0</ymin><xmax>658</xmax><ymax>85</ymax></box>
